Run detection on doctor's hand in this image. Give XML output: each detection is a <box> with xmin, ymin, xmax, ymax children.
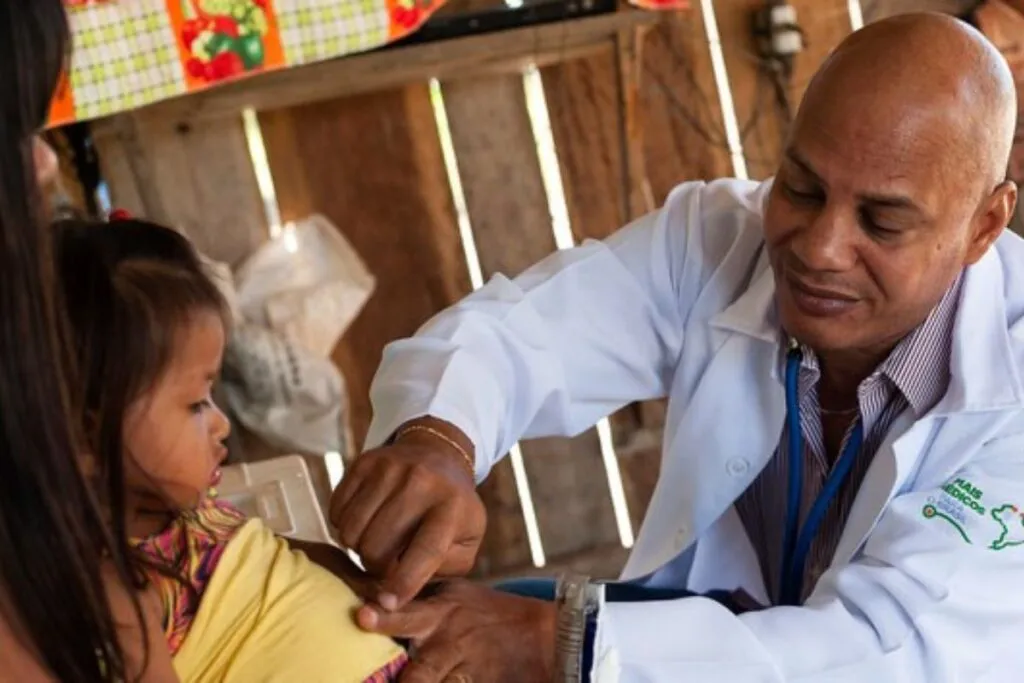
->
<box><xmin>357</xmin><ymin>580</ymin><xmax>556</xmax><ymax>683</ymax></box>
<box><xmin>329</xmin><ymin>417</ymin><xmax>487</xmax><ymax>609</ymax></box>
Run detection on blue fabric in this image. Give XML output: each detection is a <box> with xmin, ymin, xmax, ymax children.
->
<box><xmin>495</xmin><ymin>577</ymin><xmax>557</xmax><ymax>600</ymax></box>
<box><xmin>496</xmin><ymin>577</ymin><xmax>748</xmax><ymax>609</ymax></box>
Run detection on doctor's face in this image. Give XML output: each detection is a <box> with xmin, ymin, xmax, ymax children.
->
<box><xmin>762</xmin><ymin>92</ymin><xmax>1013</xmax><ymax>360</ymax></box>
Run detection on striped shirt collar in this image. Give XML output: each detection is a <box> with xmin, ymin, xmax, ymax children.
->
<box><xmin>791</xmin><ymin>272</ymin><xmax>963</xmax><ymax>417</ymax></box>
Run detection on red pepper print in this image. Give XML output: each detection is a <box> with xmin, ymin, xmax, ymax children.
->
<box><xmin>390</xmin><ymin>0</ymin><xmax>441</xmax><ymax>34</ymax></box>
<box><xmin>211</xmin><ymin>51</ymin><xmax>244</xmax><ymax>79</ymax></box>
<box><xmin>178</xmin><ymin>1</ymin><xmax>271</xmax><ymax>85</ymax></box>
<box><xmin>213</xmin><ymin>16</ymin><xmax>240</xmax><ymax>38</ymax></box>
<box><xmin>186</xmin><ymin>57</ymin><xmax>205</xmax><ymax>79</ymax></box>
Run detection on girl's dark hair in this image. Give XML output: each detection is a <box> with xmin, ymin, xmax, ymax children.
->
<box><xmin>0</xmin><ymin>3</ymin><xmax>146</xmax><ymax>681</ymax></box>
<box><xmin>53</xmin><ymin>218</ymin><xmax>227</xmax><ymax>478</ymax></box>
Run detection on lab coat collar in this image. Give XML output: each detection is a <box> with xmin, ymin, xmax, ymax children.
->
<box><xmin>932</xmin><ymin>247</ymin><xmax>1024</xmax><ymax>416</ymax></box>
<box><xmin>708</xmin><ymin>240</ymin><xmax>1024</xmax><ymax>415</ymax></box>
<box><xmin>707</xmin><ymin>246</ymin><xmax>779</xmax><ymax>346</ymax></box>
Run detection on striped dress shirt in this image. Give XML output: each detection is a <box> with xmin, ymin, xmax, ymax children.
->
<box><xmin>734</xmin><ymin>274</ymin><xmax>962</xmax><ymax>604</ymax></box>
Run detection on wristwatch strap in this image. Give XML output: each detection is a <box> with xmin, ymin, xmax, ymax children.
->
<box><xmin>553</xmin><ymin>573</ymin><xmax>603</xmax><ymax>682</ymax></box>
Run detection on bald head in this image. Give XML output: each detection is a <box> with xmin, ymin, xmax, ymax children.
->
<box><xmin>800</xmin><ymin>12</ymin><xmax>1016</xmax><ymax>188</ymax></box>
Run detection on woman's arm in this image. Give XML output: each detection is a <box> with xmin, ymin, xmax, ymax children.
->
<box><xmin>0</xmin><ymin>574</ymin><xmax>178</xmax><ymax>683</ymax></box>
<box><xmin>0</xmin><ymin>608</ymin><xmax>58</xmax><ymax>682</ymax></box>
<box><xmin>103</xmin><ymin>568</ymin><xmax>179</xmax><ymax>683</ymax></box>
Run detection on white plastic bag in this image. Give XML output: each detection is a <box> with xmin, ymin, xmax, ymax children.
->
<box><xmin>221</xmin><ymin>323</ymin><xmax>345</xmax><ymax>455</ymax></box>
<box><xmin>214</xmin><ymin>214</ymin><xmax>374</xmax><ymax>456</ymax></box>
<box><xmin>233</xmin><ymin>214</ymin><xmax>375</xmax><ymax>358</ymax></box>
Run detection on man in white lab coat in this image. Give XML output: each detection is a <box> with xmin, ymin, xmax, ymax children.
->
<box><xmin>329</xmin><ymin>12</ymin><xmax>1024</xmax><ymax>683</ymax></box>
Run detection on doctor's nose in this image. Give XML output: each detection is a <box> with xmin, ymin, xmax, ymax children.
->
<box><xmin>791</xmin><ymin>207</ymin><xmax>858</xmax><ymax>273</ymax></box>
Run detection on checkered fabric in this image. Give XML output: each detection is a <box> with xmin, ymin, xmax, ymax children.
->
<box><xmin>67</xmin><ymin>0</ymin><xmax>183</xmax><ymax>120</ymax></box>
<box><xmin>276</xmin><ymin>0</ymin><xmax>388</xmax><ymax>67</ymax></box>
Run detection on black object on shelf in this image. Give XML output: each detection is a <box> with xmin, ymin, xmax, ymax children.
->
<box><xmin>392</xmin><ymin>0</ymin><xmax>618</xmax><ymax>47</ymax></box>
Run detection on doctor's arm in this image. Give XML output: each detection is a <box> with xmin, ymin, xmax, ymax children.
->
<box><xmin>331</xmin><ymin>181</ymin><xmax>717</xmax><ymax>605</ymax></box>
<box><xmin>365</xmin><ymin>188</ymin><xmax>698</xmax><ymax>472</ymax></box>
<box><xmin>590</xmin><ymin>427</ymin><xmax>1024</xmax><ymax>682</ymax></box>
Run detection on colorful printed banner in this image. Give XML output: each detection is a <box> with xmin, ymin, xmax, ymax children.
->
<box><xmin>49</xmin><ymin>0</ymin><xmax>679</xmax><ymax>128</ymax></box>
<box><xmin>48</xmin><ymin>0</ymin><xmax>446</xmax><ymax>127</ymax></box>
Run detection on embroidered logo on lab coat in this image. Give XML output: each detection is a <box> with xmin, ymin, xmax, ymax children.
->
<box><xmin>989</xmin><ymin>504</ymin><xmax>1024</xmax><ymax>550</ymax></box>
<box><xmin>922</xmin><ymin>477</ymin><xmax>1024</xmax><ymax>550</ymax></box>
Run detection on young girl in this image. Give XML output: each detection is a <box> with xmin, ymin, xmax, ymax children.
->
<box><xmin>53</xmin><ymin>216</ymin><xmax>408</xmax><ymax>682</ymax></box>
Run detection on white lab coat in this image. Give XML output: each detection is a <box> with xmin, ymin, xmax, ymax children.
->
<box><xmin>366</xmin><ymin>178</ymin><xmax>1024</xmax><ymax>682</ymax></box>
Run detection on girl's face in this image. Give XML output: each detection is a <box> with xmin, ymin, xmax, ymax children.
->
<box><xmin>122</xmin><ymin>310</ymin><xmax>230</xmax><ymax>533</ymax></box>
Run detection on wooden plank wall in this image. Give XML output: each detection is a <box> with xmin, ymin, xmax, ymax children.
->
<box><xmin>91</xmin><ymin>2</ymin><xmax>861</xmax><ymax>578</ymax></box>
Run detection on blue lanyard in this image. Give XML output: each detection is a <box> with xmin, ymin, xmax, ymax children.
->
<box><xmin>779</xmin><ymin>347</ymin><xmax>864</xmax><ymax>606</ymax></box>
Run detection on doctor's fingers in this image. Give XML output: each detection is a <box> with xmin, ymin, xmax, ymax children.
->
<box><xmin>358</xmin><ymin>598</ymin><xmax>453</xmax><ymax>640</ymax></box>
<box><xmin>398</xmin><ymin>637</ymin><xmax>465</xmax><ymax>683</ymax></box>
<box><xmin>329</xmin><ymin>444</ymin><xmax>401</xmax><ymax>524</ymax></box>
<box><xmin>331</xmin><ymin>464</ymin><xmax>405</xmax><ymax>553</ymax></box>
<box><xmin>382</xmin><ymin>504</ymin><xmax>469</xmax><ymax>606</ymax></box>
<box><xmin>365</xmin><ymin>490</ymin><xmax>483</xmax><ymax>585</ymax></box>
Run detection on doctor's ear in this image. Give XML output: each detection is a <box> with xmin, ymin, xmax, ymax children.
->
<box><xmin>965</xmin><ymin>180</ymin><xmax>1017</xmax><ymax>266</ymax></box>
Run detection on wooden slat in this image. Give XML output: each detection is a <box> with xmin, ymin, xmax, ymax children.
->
<box><xmin>641</xmin><ymin>11</ymin><xmax>733</xmax><ymax>203</ymax></box>
<box><xmin>148</xmin><ymin>10</ymin><xmax>659</xmax><ymax>123</ymax></box>
<box><xmin>617</xmin><ymin>25</ymin><xmax>658</xmax><ymax>221</ymax></box>
<box><xmin>542</xmin><ymin>44</ymin><xmax>629</xmax><ymax>242</ymax></box>
<box><xmin>715</xmin><ymin>0</ymin><xmax>787</xmax><ymax>180</ymax></box>
<box><xmin>93</xmin><ymin>111</ymin><xmax>268</xmax><ymax>267</ymax></box>
<box><xmin>787</xmin><ymin>0</ymin><xmax>853</xmax><ymax>104</ymax></box>
<box><xmin>866</xmin><ymin>0</ymin><xmax>979</xmax><ymax>20</ymax></box>
<box><xmin>711</xmin><ymin>0</ymin><xmax>853</xmax><ymax>180</ymax></box>
<box><xmin>258</xmin><ymin>86</ymin><xmax>471</xmax><ymax>450</ymax></box>
<box><xmin>441</xmin><ymin>72</ymin><xmax>622</xmax><ymax>570</ymax></box>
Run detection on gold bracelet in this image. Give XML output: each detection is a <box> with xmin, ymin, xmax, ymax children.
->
<box><xmin>395</xmin><ymin>424</ymin><xmax>476</xmax><ymax>476</ymax></box>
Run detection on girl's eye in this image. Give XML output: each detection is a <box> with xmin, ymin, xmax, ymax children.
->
<box><xmin>190</xmin><ymin>398</ymin><xmax>212</xmax><ymax>414</ymax></box>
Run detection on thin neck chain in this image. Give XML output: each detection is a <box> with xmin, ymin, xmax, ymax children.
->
<box><xmin>819</xmin><ymin>405</ymin><xmax>858</xmax><ymax>417</ymax></box>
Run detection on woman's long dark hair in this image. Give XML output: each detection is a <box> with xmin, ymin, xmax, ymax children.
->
<box><xmin>0</xmin><ymin>3</ymin><xmax>139</xmax><ymax>681</ymax></box>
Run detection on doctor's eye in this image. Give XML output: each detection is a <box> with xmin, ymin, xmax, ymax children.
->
<box><xmin>783</xmin><ymin>182</ymin><xmax>823</xmax><ymax>206</ymax></box>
